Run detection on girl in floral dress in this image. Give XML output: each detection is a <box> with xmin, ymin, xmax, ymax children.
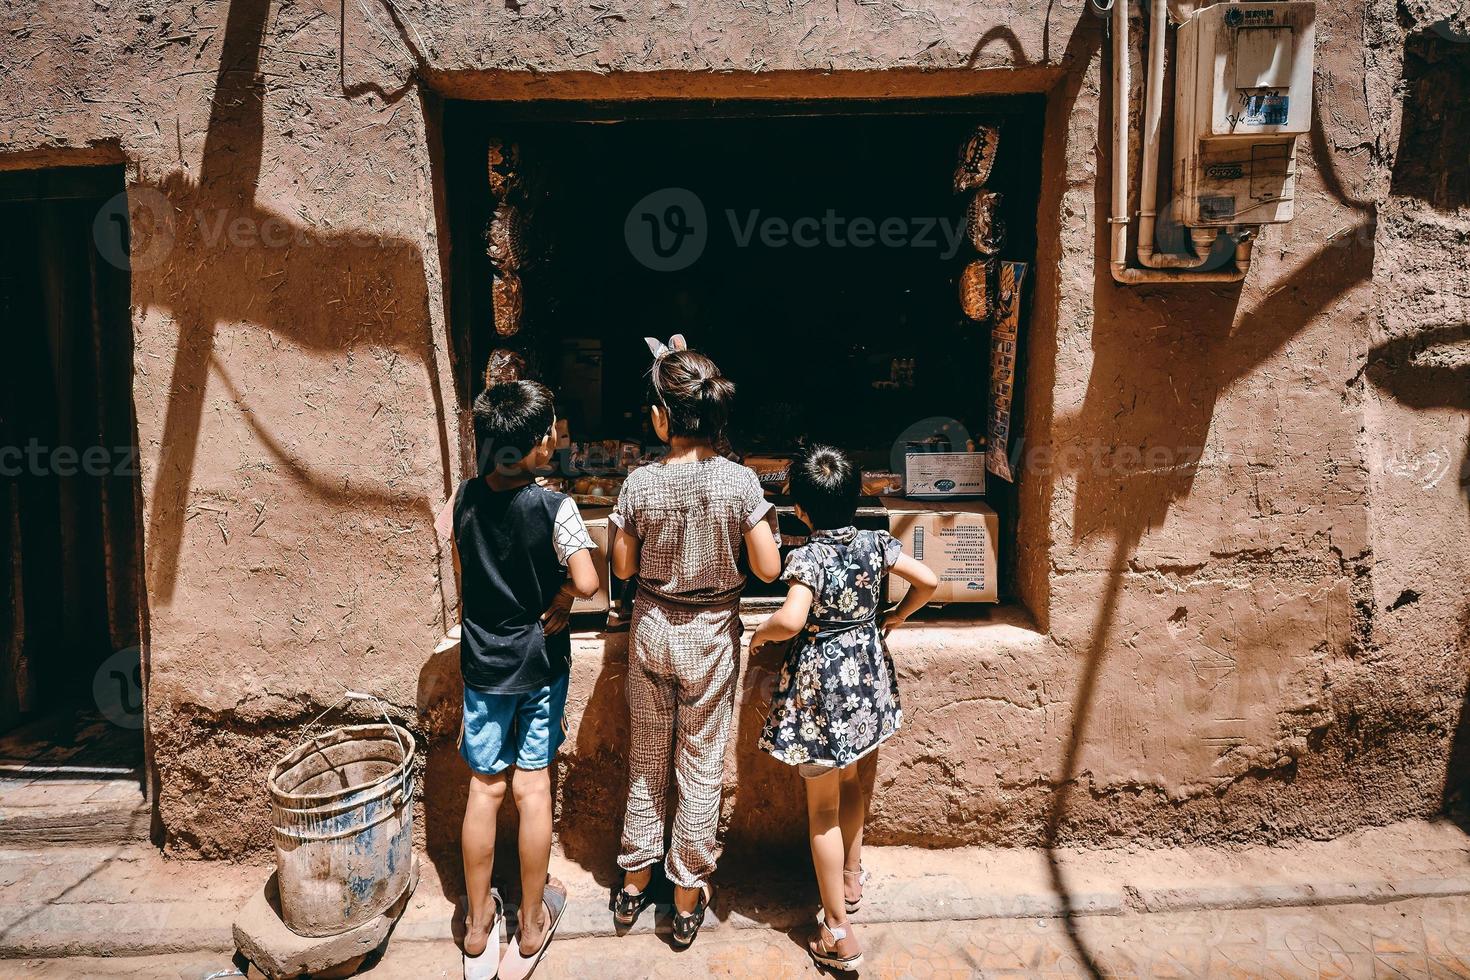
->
<box><xmin>752</xmin><ymin>445</ymin><xmax>937</xmax><ymax>973</ymax></box>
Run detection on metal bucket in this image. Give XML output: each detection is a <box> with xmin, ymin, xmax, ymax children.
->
<box><xmin>268</xmin><ymin>709</ymin><xmax>415</xmax><ymax>938</ymax></box>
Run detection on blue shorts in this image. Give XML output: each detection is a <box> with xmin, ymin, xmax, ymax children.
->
<box><xmin>460</xmin><ymin>674</ymin><xmax>570</xmax><ymax>776</ymax></box>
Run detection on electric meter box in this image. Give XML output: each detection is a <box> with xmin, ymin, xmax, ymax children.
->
<box><xmin>1174</xmin><ymin>2</ymin><xmax>1316</xmax><ymax>229</ymax></box>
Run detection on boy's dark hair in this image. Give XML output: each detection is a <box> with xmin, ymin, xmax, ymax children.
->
<box><xmin>789</xmin><ymin>444</ymin><xmax>861</xmax><ymax>530</ymax></box>
<box><xmin>648</xmin><ymin>349</ymin><xmax>736</xmax><ymax>440</ymax></box>
<box><xmin>473</xmin><ymin>380</ymin><xmax>556</xmax><ymax>473</ymax></box>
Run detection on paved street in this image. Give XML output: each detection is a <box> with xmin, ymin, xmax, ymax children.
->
<box><xmin>3</xmin><ymin>819</ymin><xmax>1469</xmax><ymax>977</ymax></box>
<box><xmin>9</xmin><ymin>894</ymin><xmax>1470</xmax><ymax>978</ymax></box>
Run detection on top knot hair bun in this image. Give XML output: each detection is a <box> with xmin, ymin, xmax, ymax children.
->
<box><xmin>789</xmin><ymin>444</ymin><xmax>861</xmax><ymax>530</ymax></box>
<box><xmin>645</xmin><ymin>340</ymin><xmax>735</xmax><ymax>440</ymax></box>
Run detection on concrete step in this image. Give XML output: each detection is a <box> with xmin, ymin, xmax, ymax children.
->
<box><xmin>1</xmin><ymin>818</ymin><xmax>1468</xmax><ymax>959</ymax></box>
<box><xmin>0</xmin><ymin>708</ymin><xmax>149</xmax><ymax>848</ymax></box>
<box><xmin>0</xmin><ymin>777</ymin><xmax>149</xmax><ymax>848</ymax></box>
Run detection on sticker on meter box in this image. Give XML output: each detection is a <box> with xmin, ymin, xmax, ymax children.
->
<box><xmin>1242</xmin><ymin>93</ymin><xmax>1289</xmax><ymax>126</ymax></box>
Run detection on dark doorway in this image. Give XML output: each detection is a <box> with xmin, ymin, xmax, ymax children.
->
<box><xmin>0</xmin><ymin>165</ymin><xmax>143</xmax><ymax>752</ymax></box>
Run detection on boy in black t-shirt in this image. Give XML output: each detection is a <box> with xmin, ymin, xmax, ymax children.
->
<box><xmin>435</xmin><ymin>380</ymin><xmax>599</xmax><ymax>980</ymax></box>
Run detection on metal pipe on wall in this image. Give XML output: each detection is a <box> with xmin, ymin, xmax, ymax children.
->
<box><xmin>1109</xmin><ymin>0</ymin><xmax>1252</xmax><ymax>283</ymax></box>
<box><xmin>1137</xmin><ymin>0</ymin><xmax>1218</xmax><ymax>268</ymax></box>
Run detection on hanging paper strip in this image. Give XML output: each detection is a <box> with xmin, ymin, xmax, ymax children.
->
<box><xmin>987</xmin><ymin>261</ymin><xmax>1028</xmax><ymax>482</ymax></box>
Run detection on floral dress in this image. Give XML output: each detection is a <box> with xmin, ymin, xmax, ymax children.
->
<box><xmin>758</xmin><ymin>527</ymin><xmax>905</xmax><ymax>768</ymax></box>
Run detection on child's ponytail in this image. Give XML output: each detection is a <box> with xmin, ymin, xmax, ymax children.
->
<box><xmin>648</xmin><ymin>348</ymin><xmax>736</xmax><ymax>440</ymax></box>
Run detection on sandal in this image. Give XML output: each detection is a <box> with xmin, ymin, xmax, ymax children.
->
<box><xmin>497</xmin><ymin>878</ymin><xmax>567</xmax><ymax>980</ymax></box>
<box><xmin>808</xmin><ymin>914</ymin><xmax>863</xmax><ymax>973</ymax></box>
<box><xmin>613</xmin><ymin>873</ymin><xmax>654</xmax><ymax>928</ymax></box>
<box><xmin>670</xmin><ymin>882</ymin><xmax>712</xmax><ymax>948</ymax></box>
<box><xmin>462</xmin><ymin>889</ymin><xmax>506</xmax><ymax>980</ymax></box>
<box><xmin>843</xmin><ymin>867</ymin><xmax>870</xmax><ymax>915</ymax></box>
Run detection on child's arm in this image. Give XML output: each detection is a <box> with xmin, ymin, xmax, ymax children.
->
<box><xmin>610</xmin><ymin>478</ymin><xmax>640</xmax><ymax>580</ymax></box>
<box><xmin>542</xmin><ymin>498</ymin><xmax>602</xmax><ymax>635</ymax></box>
<box><xmin>740</xmin><ymin>469</ymin><xmax>783</xmax><ymax>583</ymax></box>
<box><xmin>542</xmin><ymin>551</ymin><xmax>600</xmax><ymax>635</ymax></box>
<box><xmin>750</xmin><ymin>583</ymin><xmax>814</xmax><ymax>650</ymax></box>
<box><xmin>434</xmin><ymin>489</ymin><xmax>462</xmax><ymax>599</ymax></box>
<box><xmin>880</xmin><ymin>553</ymin><xmax>939</xmax><ymax>635</ymax></box>
<box><xmin>565</xmin><ymin>550</ymin><xmax>600</xmax><ymax>598</ymax></box>
<box><xmin>610</xmin><ymin>526</ymin><xmax>639</xmax><ymax>580</ymax></box>
<box><xmin>744</xmin><ymin>519</ymin><xmax>783</xmax><ymax>583</ymax></box>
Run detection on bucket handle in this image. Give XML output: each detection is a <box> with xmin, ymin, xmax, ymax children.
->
<box><xmin>302</xmin><ymin>690</ymin><xmax>409</xmax><ymax>760</ymax></box>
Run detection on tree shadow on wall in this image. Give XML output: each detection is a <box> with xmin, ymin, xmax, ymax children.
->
<box><xmin>126</xmin><ymin>0</ymin><xmax>462</xmax><ymax>875</ymax></box>
<box><xmin>1035</xmin><ymin>7</ymin><xmax>1378</xmax><ymax>977</ymax></box>
<box><xmin>1370</xmin><ymin>25</ymin><xmax>1470</xmax><ymax>834</ymax></box>
<box><xmin>132</xmin><ymin>0</ymin><xmax>454</xmax><ymax>607</ymax></box>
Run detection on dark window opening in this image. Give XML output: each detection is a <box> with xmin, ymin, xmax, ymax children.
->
<box><xmin>442</xmin><ymin>99</ymin><xmax>1043</xmax><ymax>610</ymax></box>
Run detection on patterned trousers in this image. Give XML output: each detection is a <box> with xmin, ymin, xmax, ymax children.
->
<box><xmin>617</xmin><ymin>595</ymin><xmax>742</xmax><ymax>889</ymax></box>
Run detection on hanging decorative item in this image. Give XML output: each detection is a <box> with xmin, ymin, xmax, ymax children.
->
<box><xmin>986</xmin><ymin>261</ymin><xmax>1028</xmax><ymax>483</ymax></box>
<box><xmin>959</xmin><ymin>258</ymin><xmax>996</xmax><ymax>321</ymax></box>
<box><xmin>487</xmin><ymin>139</ymin><xmax>529</xmax><ymax>338</ymax></box>
<box><xmin>485</xmin><ymin>348</ymin><xmax>526</xmax><ymax>388</ymax></box>
<box><xmin>953</xmin><ymin>125</ymin><xmax>1005</xmax><ymax>326</ymax></box>
<box><xmin>486</xmin><ymin>140</ymin><xmax>521</xmax><ymax>200</ymax></box>
<box><xmin>966</xmin><ymin>190</ymin><xmax>1006</xmax><ymax>256</ymax></box>
<box><xmin>953</xmin><ymin>124</ymin><xmax>1001</xmax><ymax>193</ymax></box>
<box><xmin>491</xmin><ymin>273</ymin><xmax>524</xmax><ymax>337</ymax></box>
<box><xmin>488</xmin><ymin>206</ymin><xmax>527</xmax><ymax>273</ymax></box>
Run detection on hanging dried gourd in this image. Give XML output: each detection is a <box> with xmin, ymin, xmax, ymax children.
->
<box><xmin>488</xmin><ymin>205</ymin><xmax>528</xmax><ymax>273</ymax></box>
<box><xmin>959</xmin><ymin>258</ymin><xmax>997</xmax><ymax>321</ymax></box>
<box><xmin>953</xmin><ymin>124</ymin><xmax>1001</xmax><ymax>193</ymax></box>
<box><xmin>487</xmin><ymin>140</ymin><xmax>521</xmax><ymax>200</ymax></box>
<box><xmin>491</xmin><ymin>274</ymin><xmax>524</xmax><ymax>337</ymax></box>
<box><xmin>966</xmin><ymin>190</ymin><xmax>1006</xmax><ymax>256</ymax></box>
<box><xmin>484</xmin><ymin>348</ymin><xmax>526</xmax><ymax>388</ymax></box>
<box><xmin>487</xmin><ymin>139</ymin><xmax>528</xmax><ymax>337</ymax></box>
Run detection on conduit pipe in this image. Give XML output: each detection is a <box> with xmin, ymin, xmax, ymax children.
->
<box><xmin>1109</xmin><ymin>0</ymin><xmax>1254</xmax><ymax>283</ymax></box>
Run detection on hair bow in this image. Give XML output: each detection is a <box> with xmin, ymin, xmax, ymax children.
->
<box><xmin>644</xmin><ymin>334</ymin><xmax>688</xmax><ymax>359</ymax></box>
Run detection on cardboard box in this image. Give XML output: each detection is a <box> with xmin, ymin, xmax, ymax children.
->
<box><xmin>574</xmin><ymin>507</ymin><xmax>613</xmax><ymax>614</ymax></box>
<box><xmin>903</xmin><ymin>451</ymin><xmax>986</xmax><ymax>499</ymax></box>
<box><xmin>882</xmin><ymin>498</ymin><xmax>999</xmax><ymax>604</ymax></box>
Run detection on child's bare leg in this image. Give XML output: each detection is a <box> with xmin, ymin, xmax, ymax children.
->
<box><xmin>511</xmin><ymin>765</ymin><xmax>553</xmax><ymax>953</ymax></box>
<box><xmin>462</xmin><ymin>771</ymin><xmax>509</xmax><ymax>956</ymax></box>
<box><xmin>805</xmin><ymin>768</ymin><xmax>851</xmax><ymax>931</ymax></box>
<box><xmin>623</xmin><ymin>865</ymin><xmax>652</xmax><ymax>893</ymax></box>
<box><xmin>839</xmin><ymin>751</ymin><xmax>878</xmax><ymax>902</ymax></box>
<box><xmin>673</xmin><ymin>883</ymin><xmax>701</xmax><ymax>914</ymax></box>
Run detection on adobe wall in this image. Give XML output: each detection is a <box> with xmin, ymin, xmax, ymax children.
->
<box><xmin>0</xmin><ymin>0</ymin><xmax>1464</xmax><ymax>864</ymax></box>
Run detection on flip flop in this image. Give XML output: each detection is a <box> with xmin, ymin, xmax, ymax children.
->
<box><xmin>498</xmin><ymin>878</ymin><xmax>568</xmax><ymax>980</ymax></box>
<box><xmin>462</xmin><ymin>888</ymin><xmax>506</xmax><ymax>980</ymax></box>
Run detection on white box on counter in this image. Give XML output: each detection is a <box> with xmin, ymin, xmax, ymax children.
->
<box><xmin>903</xmin><ymin>451</ymin><xmax>986</xmax><ymax>499</ymax></box>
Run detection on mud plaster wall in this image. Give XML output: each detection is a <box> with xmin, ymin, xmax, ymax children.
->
<box><xmin>0</xmin><ymin>0</ymin><xmax>1466</xmax><ymax>861</ymax></box>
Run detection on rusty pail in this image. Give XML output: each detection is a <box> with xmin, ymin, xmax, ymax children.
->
<box><xmin>267</xmin><ymin>694</ymin><xmax>415</xmax><ymax>937</ymax></box>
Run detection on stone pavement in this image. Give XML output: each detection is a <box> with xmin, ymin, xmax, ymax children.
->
<box><xmin>10</xmin><ymin>894</ymin><xmax>1470</xmax><ymax>978</ymax></box>
<box><xmin>1</xmin><ymin>817</ymin><xmax>1469</xmax><ymax>976</ymax></box>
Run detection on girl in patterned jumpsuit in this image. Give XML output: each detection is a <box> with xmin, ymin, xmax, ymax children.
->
<box><xmin>608</xmin><ymin>336</ymin><xmax>782</xmax><ymax>946</ymax></box>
